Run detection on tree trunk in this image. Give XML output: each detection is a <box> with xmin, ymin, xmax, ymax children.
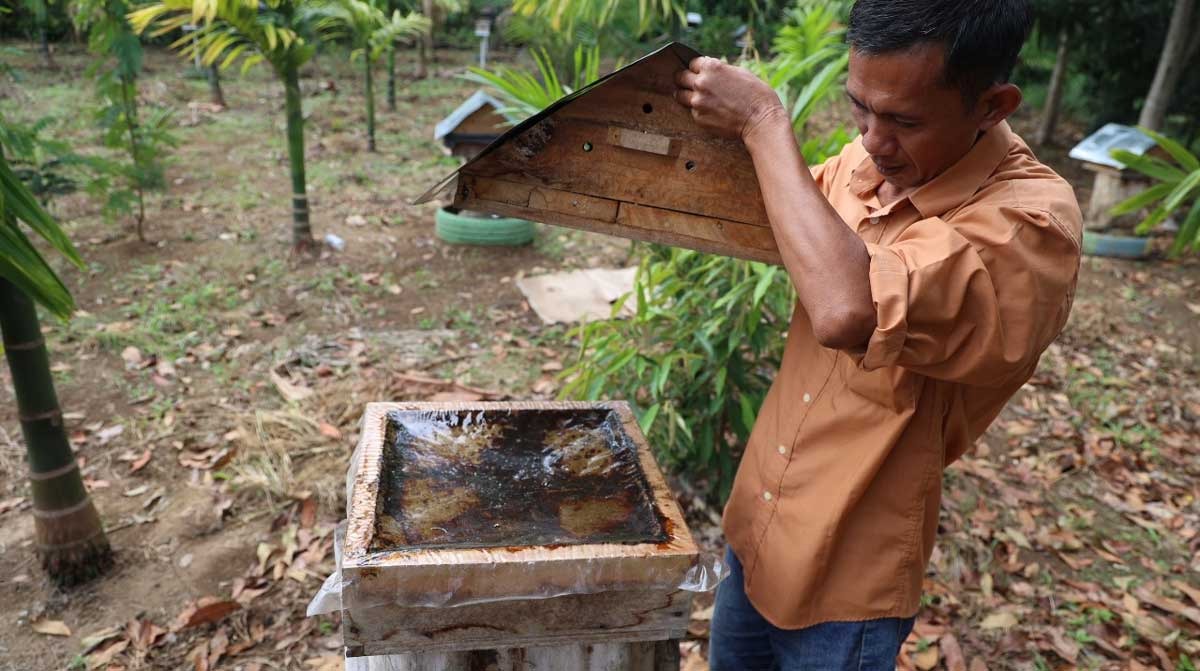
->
<box><xmin>208</xmin><ymin>66</ymin><xmax>226</xmax><ymax>108</ymax></box>
<box><xmin>39</xmin><ymin>26</ymin><xmax>54</xmax><ymax>69</ymax></box>
<box><xmin>0</xmin><ymin>278</ymin><xmax>112</xmax><ymax>587</ymax></box>
<box><xmin>387</xmin><ymin>46</ymin><xmax>397</xmax><ymax>112</ymax></box>
<box><xmin>365</xmin><ymin>56</ymin><xmax>376</xmax><ymax>152</ymax></box>
<box><xmin>33</xmin><ymin>0</ymin><xmax>54</xmax><ymax>68</ymax></box>
<box><xmin>423</xmin><ymin>0</ymin><xmax>436</xmax><ymax>64</ymax></box>
<box><xmin>1138</xmin><ymin>0</ymin><xmax>1195</xmax><ymax>131</ymax></box>
<box><xmin>416</xmin><ymin>37</ymin><xmax>428</xmax><ymax>79</ymax></box>
<box><xmin>1036</xmin><ymin>30</ymin><xmax>1070</xmax><ymax>147</ymax></box>
<box><xmin>282</xmin><ymin>64</ymin><xmax>314</xmax><ymax>251</ymax></box>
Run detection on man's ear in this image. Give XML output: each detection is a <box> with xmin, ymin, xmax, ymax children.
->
<box><xmin>976</xmin><ymin>83</ymin><xmax>1022</xmax><ymax>131</ymax></box>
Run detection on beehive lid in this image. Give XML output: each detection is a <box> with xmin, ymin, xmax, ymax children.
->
<box><xmin>414</xmin><ymin>43</ymin><xmax>782</xmax><ymax>264</ymax></box>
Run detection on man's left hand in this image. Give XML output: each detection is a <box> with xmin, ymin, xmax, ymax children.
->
<box><xmin>674</xmin><ymin>56</ymin><xmax>787</xmax><ymax>144</ymax></box>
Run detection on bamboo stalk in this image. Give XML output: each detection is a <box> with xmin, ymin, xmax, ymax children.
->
<box><xmin>365</xmin><ymin>55</ymin><xmax>377</xmax><ymax>152</ymax></box>
<box><xmin>0</xmin><ymin>278</ymin><xmax>112</xmax><ymax>586</ymax></box>
<box><xmin>387</xmin><ymin>46</ymin><xmax>397</xmax><ymax>112</ymax></box>
<box><xmin>282</xmin><ymin>63</ymin><xmax>314</xmax><ymax>251</ymax></box>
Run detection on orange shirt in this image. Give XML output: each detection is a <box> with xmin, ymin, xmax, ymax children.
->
<box><xmin>723</xmin><ymin>121</ymin><xmax>1083</xmax><ymax>628</ymax></box>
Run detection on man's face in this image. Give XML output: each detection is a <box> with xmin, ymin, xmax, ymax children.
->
<box><xmin>846</xmin><ymin>43</ymin><xmax>989</xmax><ymax>190</ymax></box>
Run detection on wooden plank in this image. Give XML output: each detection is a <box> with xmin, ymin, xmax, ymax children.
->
<box><xmin>455</xmin><ymin>176</ymin><xmax>782</xmax><ymax>264</ymax></box>
<box><xmin>607</xmin><ymin>126</ymin><xmax>681</xmax><ymax>157</ymax></box>
<box><xmin>466</xmin><ymin>119</ymin><xmax>767</xmax><ymax>228</ymax></box>
<box><xmin>344</xmin><ymin>589</ymin><xmax>691</xmax><ymax>657</ymax></box>
<box><xmin>616</xmin><ymin>203</ymin><xmax>781</xmax><ymax>264</ymax></box>
<box><xmin>347</xmin><ymin>640</ymin><xmax>681</xmax><ymax>671</ymax></box>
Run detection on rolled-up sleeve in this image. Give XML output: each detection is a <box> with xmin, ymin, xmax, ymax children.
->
<box><xmin>860</xmin><ymin>205</ymin><xmax>1080</xmax><ymax>387</ymax></box>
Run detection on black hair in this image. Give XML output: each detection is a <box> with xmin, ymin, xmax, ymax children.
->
<box><xmin>846</xmin><ymin>0</ymin><xmax>1033</xmax><ymax>104</ymax></box>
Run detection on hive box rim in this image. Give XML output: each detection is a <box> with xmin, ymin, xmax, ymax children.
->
<box><xmin>342</xmin><ymin>400</ymin><xmax>698</xmax><ymax>574</ymax></box>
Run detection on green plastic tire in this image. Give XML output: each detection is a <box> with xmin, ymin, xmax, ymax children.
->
<box><xmin>435</xmin><ymin>207</ymin><xmax>535</xmax><ymax>246</ymax></box>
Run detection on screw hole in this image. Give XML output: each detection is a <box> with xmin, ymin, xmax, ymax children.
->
<box><xmin>685</xmin><ymin>160</ymin><xmax>696</xmax><ymax>172</ymax></box>
<box><xmin>582</xmin><ymin>142</ymin><xmax>593</xmax><ymax>152</ymax></box>
<box><xmin>642</xmin><ymin>103</ymin><xmax>653</xmax><ymax>114</ymax></box>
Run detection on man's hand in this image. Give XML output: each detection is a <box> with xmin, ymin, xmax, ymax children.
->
<box><xmin>676</xmin><ymin>58</ymin><xmax>876</xmax><ymax>352</ymax></box>
<box><xmin>674</xmin><ymin>56</ymin><xmax>787</xmax><ymax>144</ymax></box>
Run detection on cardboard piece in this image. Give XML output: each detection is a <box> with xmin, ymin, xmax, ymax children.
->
<box><xmin>515</xmin><ymin>267</ymin><xmax>637</xmax><ymax>324</ymax></box>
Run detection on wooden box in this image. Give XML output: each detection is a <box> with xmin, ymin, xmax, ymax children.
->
<box><xmin>341</xmin><ymin>401</ymin><xmax>698</xmax><ymax>658</ymax></box>
<box><xmin>415</xmin><ymin>43</ymin><xmax>782</xmax><ymax>264</ymax></box>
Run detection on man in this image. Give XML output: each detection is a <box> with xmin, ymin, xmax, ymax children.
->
<box><xmin>674</xmin><ymin>0</ymin><xmax>1082</xmax><ymax>668</ymax></box>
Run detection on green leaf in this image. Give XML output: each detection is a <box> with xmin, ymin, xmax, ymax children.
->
<box><xmin>1111</xmin><ymin>150</ymin><xmax>1186</xmax><ymax>183</ymax></box>
<box><xmin>752</xmin><ymin>265</ymin><xmax>779</xmax><ymax>304</ymax></box>
<box><xmin>1111</xmin><ymin>182</ymin><xmax>1173</xmax><ymax>216</ymax></box>
<box><xmin>1161</xmin><ymin>170</ymin><xmax>1200</xmax><ymax>215</ymax></box>
<box><xmin>1169</xmin><ymin>199</ymin><xmax>1200</xmax><ymax>257</ymax></box>
<box><xmin>638</xmin><ymin>403</ymin><xmax>660</xmax><ymax>435</ymax></box>
<box><xmin>1139</xmin><ymin>127</ymin><xmax>1200</xmax><ymax>173</ymax></box>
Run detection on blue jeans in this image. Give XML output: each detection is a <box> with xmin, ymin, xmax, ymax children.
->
<box><xmin>709</xmin><ymin>548</ymin><xmax>915</xmax><ymax>671</ymax></box>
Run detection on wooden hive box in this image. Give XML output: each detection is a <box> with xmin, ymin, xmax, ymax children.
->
<box><xmin>416</xmin><ymin>43</ymin><xmax>782</xmax><ymax>264</ymax></box>
<box><xmin>341</xmin><ymin>401</ymin><xmax>699</xmax><ymax>658</ymax></box>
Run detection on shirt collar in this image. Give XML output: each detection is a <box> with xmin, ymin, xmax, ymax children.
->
<box><xmin>848</xmin><ymin>121</ymin><xmax>1014</xmax><ymax>219</ymax></box>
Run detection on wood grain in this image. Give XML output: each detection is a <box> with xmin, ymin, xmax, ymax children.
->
<box><xmin>342</xmin><ymin>401</ymin><xmax>698</xmax><ymax>658</ymax></box>
<box><xmin>437</xmin><ymin>44</ymin><xmax>781</xmax><ymax>263</ymax></box>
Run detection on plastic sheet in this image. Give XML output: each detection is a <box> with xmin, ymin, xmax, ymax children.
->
<box><xmin>307</xmin><ymin>404</ymin><xmax>728</xmax><ymax>617</ymax></box>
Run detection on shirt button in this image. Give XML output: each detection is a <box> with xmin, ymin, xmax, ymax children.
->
<box><xmin>762</xmin><ymin>491</ymin><xmax>773</xmax><ymax>502</ymax></box>
<box><xmin>777</xmin><ymin>445</ymin><xmax>787</xmax><ymax>455</ymax></box>
<box><xmin>802</xmin><ymin>393</ymin><xmax>812</xmax><ymax>404</ymax></box>
<box><xmin>870</xmin><ymin>216</ymin><xmax>881</xmax><ymax>225</ymax></box>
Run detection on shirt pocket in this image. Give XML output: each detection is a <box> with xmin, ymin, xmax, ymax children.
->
<box><xmin>840</xmin><ymin>353</ymin><xmax>916</xmax><ymax>413</ymax></box>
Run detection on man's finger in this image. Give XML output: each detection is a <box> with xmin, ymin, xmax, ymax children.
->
<box><xmin>688</xmin><ymin>56</ymin><xmax>705</xmax><ymax>74</ymax></box>
<box><xmin>675</xmin><ymin>69</ymin><xmax>699</xmax><ymax>91</ymax></box>
<box><xmin>674</xmin><ymin>88</ymin><xmax>697</xmax><ymax>108</ymax></box>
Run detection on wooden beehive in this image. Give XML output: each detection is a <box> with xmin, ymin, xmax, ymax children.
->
<box><xmin>341</xmin><ymin>401</ymin><xmax>698</xmax><ymax>658</ymax></box>
<box><xmin>415</xmin><ymin>43</ymin><xmax>782</xmax><ymax>264</ymax></box>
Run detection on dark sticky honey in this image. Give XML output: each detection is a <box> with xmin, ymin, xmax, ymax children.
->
<box><xmin>371</xmin><ymin>408</ymin><xmax>668</xmax><ymax>551</ymax></box>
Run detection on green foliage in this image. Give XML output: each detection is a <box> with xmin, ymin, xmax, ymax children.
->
<box><xmin>77</xmin><ymin>0</ymin><xmax>176</xmax><ymax>236</ymax></box>
<box><xmin>563</xmin><ymin>252</ymin><xmax>796</xmax><ymax>500</ymax></box>
<box><xmin>504</xmin><ymin>0</ymin><xmax>685</xmax><ymax>76</ymax></box>
<box><xmin>127</xmin><ymin>0</ymin><xmax>330</xmax><ymax>75</ymax></box>
<box><xmin>1028</xmin><ymin>0</ymin><xmax>1197</xmax><ymax>132</ymax></box>
<box><xmin>747</xmin><ymin>0</ymin><xmax>848</xmax><ymax>133</ymax></box>
<box><xmin>464</xmin><ymin>44</ymin><xmax>603</xmax><ymax>121</ymax></box>
<box><xmin>562</xmin><ymin>1</ymin><xmax>853</xmax><ymax>500</ymax></box>
<box><xmin>0</xmin><ymin>114</ymin><xmax>125</xmax><ymax>216</ymax></box>
<box><xmin>1112</xmin><ymin>128</ymin><xmax>1200</xmax><ymax>256</ymax></box>
<box><xmin>0</xmin><ymin>136</ymin><xmax>85</xmax><ymax>321</ymax></box>
<box><xmin>312</xmin><ymin>0</ymin><xmax>427</xmax><ymax>61</ymax></box>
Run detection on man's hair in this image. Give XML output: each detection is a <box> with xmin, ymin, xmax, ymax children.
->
<box><xmin>846</xmin><ymin>0</ymin><xmax>1033</xmax><ymax>105</ymax></box>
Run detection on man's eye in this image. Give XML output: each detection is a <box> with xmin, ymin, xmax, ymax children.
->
<box><xmin>895</xmin><ymin>119</ymin><xmax>919</xmax><ymax>129</ymax></box>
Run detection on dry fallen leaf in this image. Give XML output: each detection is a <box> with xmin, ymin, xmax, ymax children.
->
<box><xmin>175</xmin><ymin>598</ymin><xmax>241</xmax><ymax>630</ymax></box>
<box><xmin>940</xmin><ymin>633</ymin><xmax>967</xmax><ymax>671</ymax></box>
<box><xmin>979</xmin><ymin>611</ymin><xmax>1019</xmax><ymax>630</ymax></box>
<box><xmin>270</xmin><ymin>370</ymin><xmax>313</xmax><ymax>402</ymax></box>
<box><xmin>318</xmin><ymin>422</ymin><xmax>341</xmax><ymax>440</ymax></box>
<box><xmin>912</xmin><ymin>644</ymin><xmax>939</xmax><ymax>671</ymax></box>
<box><xmin>1172</xmin><ymin>580</ymin><xmax>1200</xmax><ymax>607</ymax></box>
<box><xmin>304</xmin><ymin>655</ymin><xmax>343</xmax><ymax>671</ymax></box>
<box><xmin>129</xmin><ymin>449</ymin><xmax>153</xmax><ymax>473</ymax></box>
<box><xmin>86</xmin><ymin>639</ymin><xmax>129</xmax><ymax>668</ymax></box>
<box><xmin>32</xmin><ymin>619</ymin><xmax>72</xmax><ymax>637</ymax></box>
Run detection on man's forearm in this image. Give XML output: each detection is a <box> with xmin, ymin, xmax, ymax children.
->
<box><xmin>744</xmin><ymin>112</ymin><xmax>877</xmax><ymax>350</ymax></box>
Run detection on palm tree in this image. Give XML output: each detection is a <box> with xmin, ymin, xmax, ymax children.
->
<box><xmin>0</xmin><ymin>141</ymin><xmax>111</xmax><ymax>586</ymax></box>
<box><xmin>313</xmin><ymin>0</ymin><xmax>426</xmax><ymax>151</ymax></box>
<box><xmin>129</xmin><ymin>0</ymin><xmax>336</xmax><ymax>252</ymax></box>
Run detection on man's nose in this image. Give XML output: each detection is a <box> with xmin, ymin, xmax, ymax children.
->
<box><xmin>860</xmin><ymin>124</ymin><xmax>895</xmax><ymax>157</ymax></box>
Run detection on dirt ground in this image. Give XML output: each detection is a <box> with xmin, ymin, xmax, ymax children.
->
<box><xmin>1</xmin><ymin>42</ymin><xmax>1198</xmax><ymax>671</ymax></box>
